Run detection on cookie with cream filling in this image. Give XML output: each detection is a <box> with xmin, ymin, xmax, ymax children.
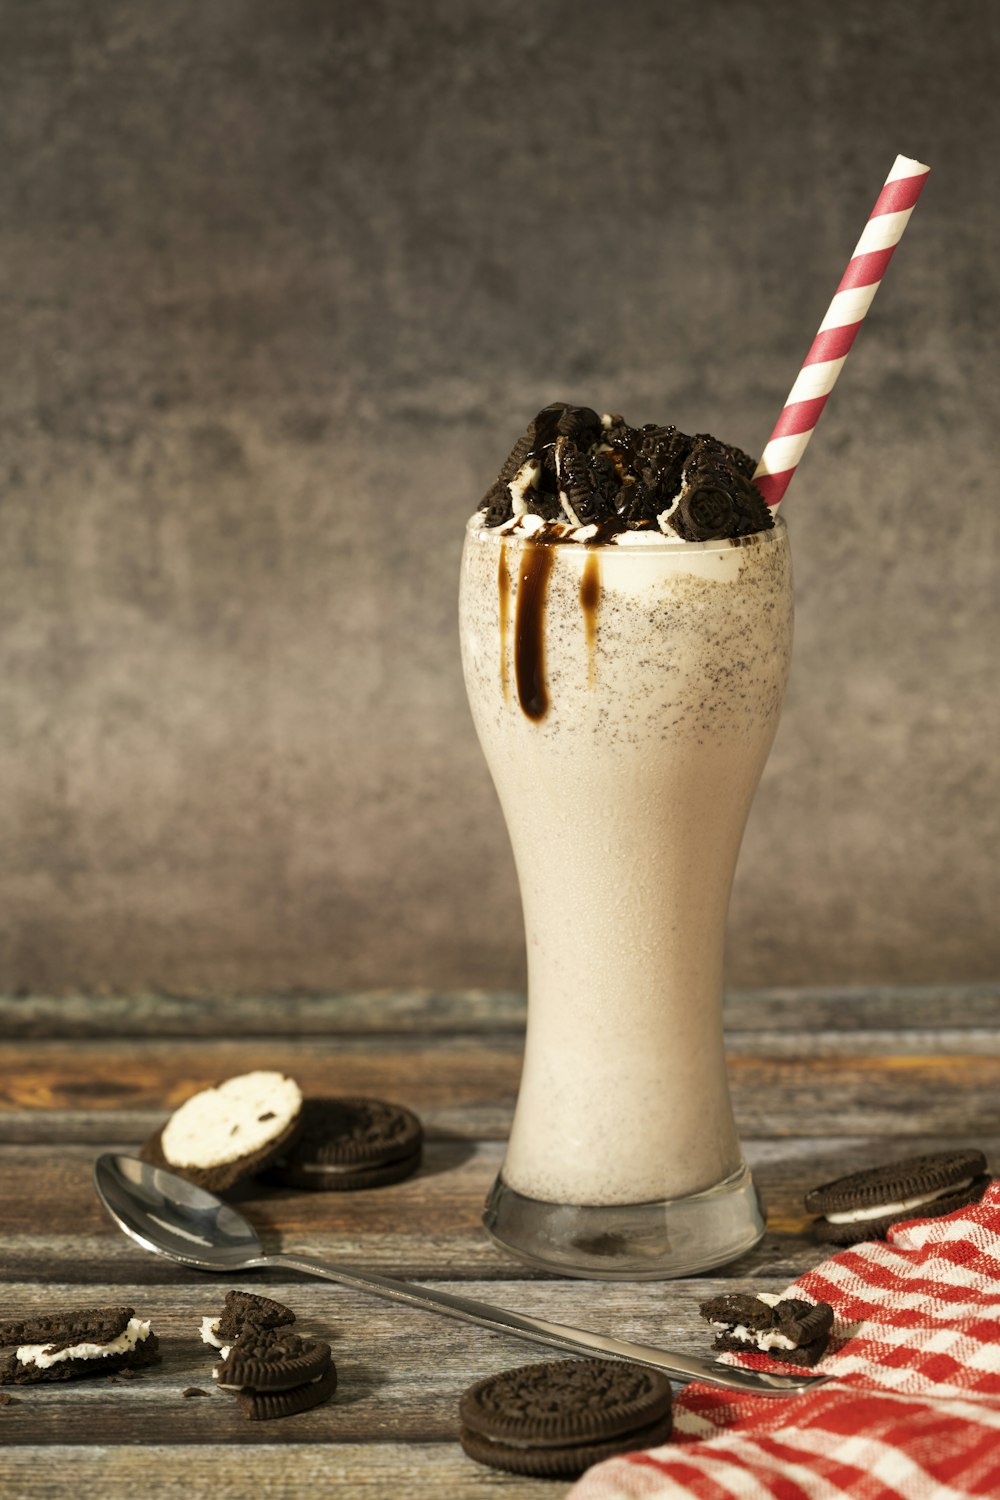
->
<box><xmin>0</xmin><ymin>1306</ymin><xmax>160</xmax><ymax>1384</ymax></box>
<box><xmin>700</xmin><ymin>1292</ymin><xmax>833</xmax><ymax>1366</ymax></box>
<box><xmin>806</xmin><ymin>1149</ymin><xmax>990</xmax><ymax>1245</ymax></box>
<box><xmin>140</xmin><ymin>1070</ymin><xmax>303</xmax><ymax>1192</ymax></box>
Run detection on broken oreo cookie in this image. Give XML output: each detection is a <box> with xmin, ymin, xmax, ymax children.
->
<box><xmin>140</xmin><ymin>1070</ymin><xmax>303</xmax><ymax>1193</ymax></box>
<box><xmin>201</xmin><ymin>1290</ymin><xmax>295</xmax><ymax>1354</ymax></box>
<box><xmin>265</xmin><ymin>1096</ymin><xmax>423</xmax><ymax>1191</ymax></box>
<box><xmin>458</xmin><ymin>1358</ymin><xmax>673</xmax><ymax>1477</ymax></box>
<box><xmin>0</xmin><ymin>1306</ymin><xmax>160</xmax><ymax>1385</ymax></box>
<box><xmin>806</xmin><ymin>1148</ymin><xmax>990</xmax><ymax>1245</ymax></box>
<box><xmin>700</xmin><ymin>1292</ymin><xmax>833</xmax><ymax>1367</ymax></box>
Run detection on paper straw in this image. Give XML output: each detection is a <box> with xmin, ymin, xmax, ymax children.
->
<box><xmin>753</xmin><ymin>154</ymin><xmax>931</xmax><ymax>510</ymax></box>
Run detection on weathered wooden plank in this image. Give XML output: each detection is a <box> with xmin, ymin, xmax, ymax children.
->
<box><xmin>1</xmin><ymin>1035</ymin><xmax>997</xmax><ymax>1142</ymax></box>
<box><xmin>0</xmin><ymin>1136</ymin><xmax>993</xmax><ymax>1285</ymax></box>
<box><xmin>0</xmin><ymin>1443</ymin><xmax>564</xmax><ymax>1499</ymax></box>
<box><xmin>1</xmin><ymin>984</ymin><xmax>997</xmax><ymax>1039</ymax></box>
<box><xmin>0</xmin><ymin>990</ymin><xmax>528</xmax><ymax>1040</ymax></box>
<box><xmin>0</xmin><ymin>1274</ymin><xmax>820</xmax><ymax>1451</ymax></box>
<box><xmin>0</xmin><ymin>1035</ymin><xmax>520</xmax><ymax>1115</ymax></box>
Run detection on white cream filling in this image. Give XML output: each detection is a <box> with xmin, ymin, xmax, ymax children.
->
<box><xmin>214</xmin><ymin>1366</ymin><xmax>323</xmax><ymax>1392</ymax></box>
<box><xmin>161</xmin><ymin>1071</ymin><xmax>302</xmax><ymax>1170</ymax></box>
<box><xmin>712</xmin><ymin>1322</ymin><xmax>796</xmax><ymax>1351</ymax></box>
<box><xmin>201</xmin><ymin>1316</ymin><xmax>224</xmax><ymax>1349</ymax></box>
<box><xmin>18</xmin><ymin>1317</ymin><xmax>151</xmax><ymax>1369</ymax></box>
<box><xmin>552</xmin><ymin>439</ymin><xmax>583</xmax><ymax>527</ymax></box>
<box><xmin>712</xmin><ymin>1292</ymin><xmax>798</xmax><ymax>1352</ymax></box>
<box><xmin>825</xmin><ymin>1179</ymin><xmax>973</xmax><ymax>1225</ymax></box>
<box><xmin>507</xmin><ymin>460</ymin><xmax>541</xmax><ymax>514</ymax></box>
<box><xmin>496</xmin><ymin>511</ymin><xmax>547</xmax><ymax>537</ymax></box>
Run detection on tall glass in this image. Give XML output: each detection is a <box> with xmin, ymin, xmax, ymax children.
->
<box><xmin>459</xmin><ymin>517</ymin><xmax>793</xmax><ymax>1278</ymax></box>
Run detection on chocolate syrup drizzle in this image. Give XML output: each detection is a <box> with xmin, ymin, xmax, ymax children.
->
<box><xmin>502</xmin><ymin>537</ymin><xmax>604</xmax><ymax>720</ymax></box>
<box><xmin>513</xmin><ymin>543</ymin><xmax>554</xmax><ymax>721</ymax></box>
<box><xmin>580</xmin><ymin>551</ymin><xmax>601</xmax><ymax>686</ymax></box>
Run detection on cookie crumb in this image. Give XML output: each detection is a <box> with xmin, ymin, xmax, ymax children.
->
<box><xmin>182</xmin><ymin>1386</ymin><xmax>209</xmax><ymax>1398</ymax></box>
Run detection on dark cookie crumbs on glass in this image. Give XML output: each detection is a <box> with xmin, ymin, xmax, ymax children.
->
<box><xmin>481</xmin><ymin>403</ymin><xmax>773</xmax><ymax>542</ymax></box>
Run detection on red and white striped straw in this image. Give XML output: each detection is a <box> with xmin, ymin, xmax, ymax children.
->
<box><xmin>754</xmin><ymin>154</ymin><xmax>930</xmax><ymax>511</ymax></box>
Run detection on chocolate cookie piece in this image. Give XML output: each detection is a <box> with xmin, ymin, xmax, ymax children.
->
<box><xmin>265</xmin><ymin>1096</ymin><xmax>423</xmax><ymax>1191</ymax></box>
<box><xmin>699</xmin><ymin>1293</ymin><xmax>774</xmax><ymax>1335</ymax></box>
<box><xmin>701</xmin><ymin>1293</ymin><xmax>833</xmax><ymax>1366</ymax></box>
<box><xmin>201</xmin><ymin>1290</ymin><xmax>295</xmax><ymax>1352</ymax></box>
<box><xmin>0</xmin><ymin>1307</ymin><xmax>134</xmax><ymax>1348</ymax></box>
<box><xmin>1</xmin><ymin>1306</ymin><xmax>160</xmax><ymax>1385</ymax></box>
<box><xmin>140</xmin><ymin>1071</ymin><xmax>304</xmax><ymax>1193</ymax></box>
<box><xmin>666</xmin><ymin>436</ymin><xmax>772</xmax><ymax>541</ymax></box>
<box><xmin>459</xmin><ymin>1358</ymin><xmax>673</xmax><ymax>1478</ymax></box>
<box><xmin>806</xmin><ymin>1149</ymin><xmax>990</xmax><ymax>1245</ymax></box>
<box><xmin>214</xmin><ymin>1327</ymin><xmax>332</xmax><ymax>1395</ymax></box>
<box><xmin>234</xmin><ymin>1362</ymin><xmax>338</xmax><ymax>1422</ymax></box>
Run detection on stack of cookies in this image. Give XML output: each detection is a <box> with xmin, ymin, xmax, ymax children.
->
<box><xmin>140</xmin><ymin>1072</ymin><xmax>422</xmax><ymax>1195</ymax></box>
<box><xmin>202</xmin><ymin>1291</ymin><xmax>336</xmax><ymax>1421</ymax></box>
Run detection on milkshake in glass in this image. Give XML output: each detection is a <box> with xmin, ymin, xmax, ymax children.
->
<box><xmin>459</xmin><ymin>404</ymin><xmax>793</xmax><ymax>1278</ymax></box>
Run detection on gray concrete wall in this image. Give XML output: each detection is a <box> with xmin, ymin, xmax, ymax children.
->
<box><xmin>1</xmin><ymin>0</ymin><xmax>997</xmax><ymax>996</ymax></box>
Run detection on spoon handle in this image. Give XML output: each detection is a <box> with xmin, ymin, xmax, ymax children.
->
<box><xmin>263</xmin><ymin>1252</ymin><xmax>823</xmax><ymax>1397</ymax></box>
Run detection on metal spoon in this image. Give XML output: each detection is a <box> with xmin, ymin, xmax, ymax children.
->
<box><xmin>94</xmin><ymin>1153</ymin><xmax>827</xmax><ymax>1397</ymax></box>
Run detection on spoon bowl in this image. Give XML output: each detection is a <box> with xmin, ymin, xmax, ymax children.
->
<box><xmin>95</xmin><ymin>1153</ymin><xmax>265</xmax><ymax>1270</ymax></box>
<box><xmin>94</xmin><ymin>1153</ymin><xmax>829</xmax><ymax>1398</ymax></box>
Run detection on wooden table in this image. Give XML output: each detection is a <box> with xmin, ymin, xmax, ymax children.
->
<box><xmin>1</xmin><ymin>986</ymin><xmax>997</xmax><ymax>1498</ymax></box>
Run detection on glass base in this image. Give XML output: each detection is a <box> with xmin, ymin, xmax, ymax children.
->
<box><xmin>483</xmin><ymin>1161</ymin><xmax>765</xmax><ymax>1280</ymax></box>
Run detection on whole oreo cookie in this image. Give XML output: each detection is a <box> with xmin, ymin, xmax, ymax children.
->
<box><xmin>806</xmin><ymin>1148</ymin><xmax>990</xmax><ymax>1244</ymax></box>
<box><xmin>140</xmin><ymin>1071</ymin><xmax>304</xmax><ymax>1193</ymax></box>
<box><xmin>265</xmin><ymin>1096</ymin><xmax>423</xmax><ymax>1191</ymax></box>
<box><xmin>0</xmin><ymin>1306</ymin><xmax>160</xmax><ymax>1385</ymax></box>
<box><xmin>458</xmin><ymin>1358</ymin><xmax>673</xmax><ymax>1477</ymax></box>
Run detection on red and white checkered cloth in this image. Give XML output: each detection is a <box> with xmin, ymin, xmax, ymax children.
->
<box><xmin>570</xmin><ymin>1178</ymin><xmax>1000</xmax><ymax>1499</ymax></box>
